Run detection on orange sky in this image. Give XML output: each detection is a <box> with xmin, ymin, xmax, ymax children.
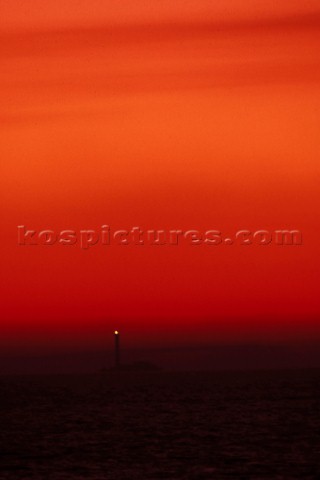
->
<box><xmin>1</xmin><ymin>1</ymin><xmax>320</xmax><ymax>353</ymax></box>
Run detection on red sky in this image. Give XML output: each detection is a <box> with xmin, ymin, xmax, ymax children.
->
<box><xmin>1</xmin><ymin>1</ymin><xmax>320</xmax><ymax>355</ymax></box>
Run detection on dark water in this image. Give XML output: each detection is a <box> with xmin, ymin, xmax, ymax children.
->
<box><xmin>1</xmin><ymin>370</ymin><xmax>320</xmax><ymax>479</ymax></box>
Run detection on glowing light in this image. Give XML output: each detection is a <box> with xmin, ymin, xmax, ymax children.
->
<box><xmin>114</xmin><ymin>330</ymin><xmax>119</xmax><ymax>335</ymax></box>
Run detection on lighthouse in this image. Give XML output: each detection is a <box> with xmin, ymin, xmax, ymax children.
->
<box><xmin>114</xmin><ymin>330</ymin><xmax>120</xmax><ymax>369</ymax></box>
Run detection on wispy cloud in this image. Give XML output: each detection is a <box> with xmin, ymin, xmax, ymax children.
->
<box><xmin>1</xmin><ymin>13</ymin><xmax>319</xmax><ymax>125</ymax></box>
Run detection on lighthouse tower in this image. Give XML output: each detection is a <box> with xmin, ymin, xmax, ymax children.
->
<box><xmin>114</xmin><ymin>330</ymin><xmax>120</xmax><ymax>369</ymax></box>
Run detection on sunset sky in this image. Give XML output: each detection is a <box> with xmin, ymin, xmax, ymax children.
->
<box><xmin>1</xmin><ymin>1</ymin><xmax>320</xmax><ymax>360</ymax></box>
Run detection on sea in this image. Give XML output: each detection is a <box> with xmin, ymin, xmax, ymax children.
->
<box><xmin>1</xmin><ymin>369</ymin><xmax>320</xmax><ymax>479</ymax></box>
